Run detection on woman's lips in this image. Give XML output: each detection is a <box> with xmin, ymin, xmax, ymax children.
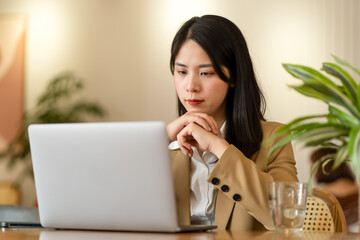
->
<box><xmin>187</xmin><ymin>99</ymin><xmax>204</xmax><ymax>106</ymax></box>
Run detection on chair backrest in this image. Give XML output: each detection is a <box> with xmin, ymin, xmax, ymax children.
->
<box><xmin>303</xmin><ymin>187</ymin><xmax>347</xmax><ymax>232</ymax></box>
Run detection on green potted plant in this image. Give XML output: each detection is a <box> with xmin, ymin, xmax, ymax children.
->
<box><xmin>266</xmin><ymin>55</ymin><xmax>360</xmax><ymax>229</ymax></box>
<box><xmin>267</xmin><ymin>55</ymin><xmax>360</xmax><ymax>180</ymax></box>
<box><xmin>0</xmin><ymin>71</ymin><xmax>107</xmax><ymax>184</ymax></box>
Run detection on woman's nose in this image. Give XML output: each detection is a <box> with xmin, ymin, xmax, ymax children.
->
<box><xmin>186</xmin><ymin>73</ymin><xmax>200</xmax><ymax>92</ymax></box>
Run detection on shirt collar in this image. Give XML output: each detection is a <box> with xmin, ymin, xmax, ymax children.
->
<box><xmin>168</xmin><ymin>121</ymin><xmax>227</xmax><ymax>150</ymax></box>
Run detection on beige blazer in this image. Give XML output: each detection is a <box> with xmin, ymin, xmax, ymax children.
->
<box><xmin>170</xmin><ymin>121</ymin><xmax>298</xmax><ymax>231</ymax></box>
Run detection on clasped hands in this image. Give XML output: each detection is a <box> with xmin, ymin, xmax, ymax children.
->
<box><xmin>167</xmin><ymin>112</ymin><xmax>230</xmax><ymax>158</ymax></box>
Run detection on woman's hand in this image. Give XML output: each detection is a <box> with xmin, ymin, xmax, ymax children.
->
<box><xmin>167</xmin><ymin>112</ymin><xmax>229</xmax><ymax>158</ymax></box>
<box><xmin>177</xmin><ymin>123</ymin><xmax>229</xmax><ymax>158</ymax></box>
<box><xmin>167</xmin><ymin>112</ymin><xmax>219</xmax><ymax>142</ymax></box>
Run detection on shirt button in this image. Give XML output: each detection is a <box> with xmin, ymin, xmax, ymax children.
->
<box><xmin>221</xmin><ymin>185</ymin><xmax>229</xmax><ymax>192</ymax></box>
<box><xmin>211</xmin><ymin>177</ymin><xmax>220</xmax><ymax>185</ymax></box>
<box><xmin>233</xmin><ymin>194</ymin><xmax>241</xmax><ymax>202</ymax></box>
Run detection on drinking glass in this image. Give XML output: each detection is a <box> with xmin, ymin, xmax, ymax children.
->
<box><xmin>268</xmin><ymin>182</ymin><xmax>307</xmax><ymax>233</ymax></box>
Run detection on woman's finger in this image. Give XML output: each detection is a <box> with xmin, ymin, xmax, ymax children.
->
<box><xmin>167</xmin><ymin>112</ymin><xmax>220</xmax><ymax>142</ymax></box>
<box><xmin>184</xmin><ymin>112</ymin><xmax>219</xmax><ymax>135</ymax></box>
<box><xmin>177</xmin><ymin>126</ymin><xmax>195</xmax><ymax>157</ymax></box>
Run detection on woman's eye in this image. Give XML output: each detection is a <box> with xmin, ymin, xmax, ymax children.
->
<box><xmin>177</xmin><ymin>71</ymin><xmax>187</xmax><ymax>75</ymax></box>
<box><xmin>200</xmin><ymin>72</ymin><xmax>213</xmax><ymax>76</ymax></box>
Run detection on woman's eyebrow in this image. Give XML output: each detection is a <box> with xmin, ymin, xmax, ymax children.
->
<box><xmin>175</xmin><ymin>62</ymin><xmax>187</xmax><ymax>67</ymax></box>
<box><xmin>198</xmin><ymin>64</ymin><xmax>213</xmax><ymax>68</ymax></box>
<box><xmin>174</xmin><ymin>62</ymin><xmax>213</xmax><ymax>68</ymax></box>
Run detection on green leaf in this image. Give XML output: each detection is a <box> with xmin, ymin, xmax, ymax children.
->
<box><xmin>332</xmin><ymin>144</ymin><xmax>349</xmax><ymax>170</ymax></box>
<box><xmin>284</xmin><ymin>63</ymin><xmax>360</xmax><ymax>118</ymax></box>
<box><xmin>37</xmin><ymin>72</ymin><xmax>83</xmax><ymax>107</ymax></box>
<box><xmin>283</xmin><ymin>64</ymin><xmax>339</xmax><ymax>89</ymax></box>
<box><xmin>309</xmin><ymin>152</ymin><xmax>335</xmax><ymax>185</ymax></box>
<box><xmin>266</xmin><ymin>123</ymin><xmax>346</xmax><ymax>159</ymax></box>
<box><xmin>348</xmin><ymin>127</ymin><xmax>360</xmax><ymax>180</ymax></box>
<box><xmin>289</xmin><ymin>122</ymin><xmax>345</xmax><ymax>134</ymax></box>
<box><xmin>333</xmin><ymin>55</ymin><xmax>360</xmax><ymax>77</ymax></box>
<box><xmin>328</xmin><ymin>105</ymin><xmax>360</xmax><ymax>128</ymax></box>
<box><xmin>292</xmin><ymin>85</ymin><xmax>336</xmax><ymax>104</ymax></box>
<box><xmin>266</xmin><ymin>131</ymin><xmax>302</xmax><ymax>159</ymax></box>
<box><xmin>276</xmin><ymin>114</ymin><xmax>327</xmax><ymax>133</ymax></box>
<box><xmin>322</xmin><ymin>62</ymin><xmax>357</xmax><ymax>101</ymax></box>
<box><xmin>319</xmin><ymin>142</ymin><xmax>341</xmax><ymax>148</ymax></box>
<box><xmin>296</xmin><ymin>126</ymin><xmax>348</xmax><ymax>146</ymax></box>
<box><xmin>265</xmin><ymin>116</ymin><xmax>330</xmax><ymax>159</ymax></box>
<box><xmin>310</xmin><ymin>159</ymin><xmax>322</xmax><ymax>178</ymax></box>
<box><xmin>67</xmin><ymin>102</ymin><xmax>107</xmax><ymax>121</ymax></box>
<box><xmin>292</xmin><ymin>84</ymin><xmax>360</xmax><ymax>119</ymax></box>
<box><xmin>357</xmin><ymin>84</ymin><xmax>360</xmax><ymax>110</ymax></box>
<box><xmin>321</xmin><ymin>158</ymin><xmax>334</xmax><ymax>175</ymax></box>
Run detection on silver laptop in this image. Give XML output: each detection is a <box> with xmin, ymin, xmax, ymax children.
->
<box><xmin>28</xmin><ymin>121</ymin><xmax>216</xmax><ymax>232</ymax></box>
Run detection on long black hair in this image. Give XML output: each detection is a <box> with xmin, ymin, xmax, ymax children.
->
<box><xmin>170</xmin><ymin>15</ymin><xmax>266</xmax><ymax>158</ymax></box>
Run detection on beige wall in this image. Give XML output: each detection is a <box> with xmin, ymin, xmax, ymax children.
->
<box><xmin>355</xmin><ymin>0</ymin><xmax>360</xmax><ymax>69</ymax></box>
<box><xmin>0</xmin><ymin>0</ymin><xmax>358</xmax><ymax>206</ymax></box>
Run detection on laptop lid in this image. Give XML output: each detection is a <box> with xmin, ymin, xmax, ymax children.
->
<box><xmin>29</xmin><ymin>121</ymin><xmax>190</xmax><ymax>232</ymax></box>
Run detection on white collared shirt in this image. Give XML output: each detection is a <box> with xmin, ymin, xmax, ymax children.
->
<box><xmin>168</xmin><ymin>123</ymin><xmax>226</xmax><ymax>225</ymax></box>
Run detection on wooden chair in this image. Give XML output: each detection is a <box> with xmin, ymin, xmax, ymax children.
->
<box><xmin>303</xmin><ymin>187</ymin><xmax>347</xmax><ymax>232</ymax></box>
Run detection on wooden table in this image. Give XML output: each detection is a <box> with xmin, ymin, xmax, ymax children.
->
<box><xmin>1</xmin><ymin>228</ymin><xmax>360</xmax><ymax>240</ymax></box>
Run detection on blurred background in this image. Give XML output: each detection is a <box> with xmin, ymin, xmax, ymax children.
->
<box><xmin>0</xmin><ymin>0</ymin><xmax>359</xmax><ymax>206</ymax></box>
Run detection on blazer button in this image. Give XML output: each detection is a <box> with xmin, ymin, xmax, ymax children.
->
<box><xmin>221</xmin><ymin>185</ymin><xmax>229</xmax><ymax>192</ymax></box>
<box><xmin>233</xmin><ymin>194</ymin><xmax>241</xmax><ymax>202</ymax></box>
<box><xmin>211</xmin><ymin>177</ymin><xmax>220</xmax><ymax>185</ymax></box>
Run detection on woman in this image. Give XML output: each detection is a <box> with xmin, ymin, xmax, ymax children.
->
<box><xmin>167</xmin><ymin>15</ymin><xmax>298</xmax><ymax>231</ymax></box>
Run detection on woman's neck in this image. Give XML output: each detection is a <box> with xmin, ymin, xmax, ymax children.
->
<box><xmin>211</xmin><ymin>103</ymin><xmax>227</xmax><ymax>129</ymax></box>
<box><xmin>216</xmin><ymin>118</ymin><xmax>226</xmax><ymax>129</ymax></box>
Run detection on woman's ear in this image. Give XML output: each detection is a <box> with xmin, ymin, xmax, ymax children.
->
<box><xmin>221</xmin><ymin>66</ymin><xmax>235</xmax><ymax>87</ymax></box>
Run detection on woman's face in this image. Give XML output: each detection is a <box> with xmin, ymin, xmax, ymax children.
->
<box><xmin>174</xmin><ymin>39</ymin><xmax>229</xmax><ymax>124</ymax></box>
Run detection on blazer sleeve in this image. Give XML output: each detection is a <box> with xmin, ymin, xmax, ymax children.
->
<box><xmin>207</xmin><ymin>121</ymin><xmax>298</xmax><ymax>229</ymax></box>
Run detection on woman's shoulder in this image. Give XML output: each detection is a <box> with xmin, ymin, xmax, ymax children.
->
<box><xmin>260</xmin><ymin>120</ymin><xmax>284</xmax><ymax>138</ymax></box>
